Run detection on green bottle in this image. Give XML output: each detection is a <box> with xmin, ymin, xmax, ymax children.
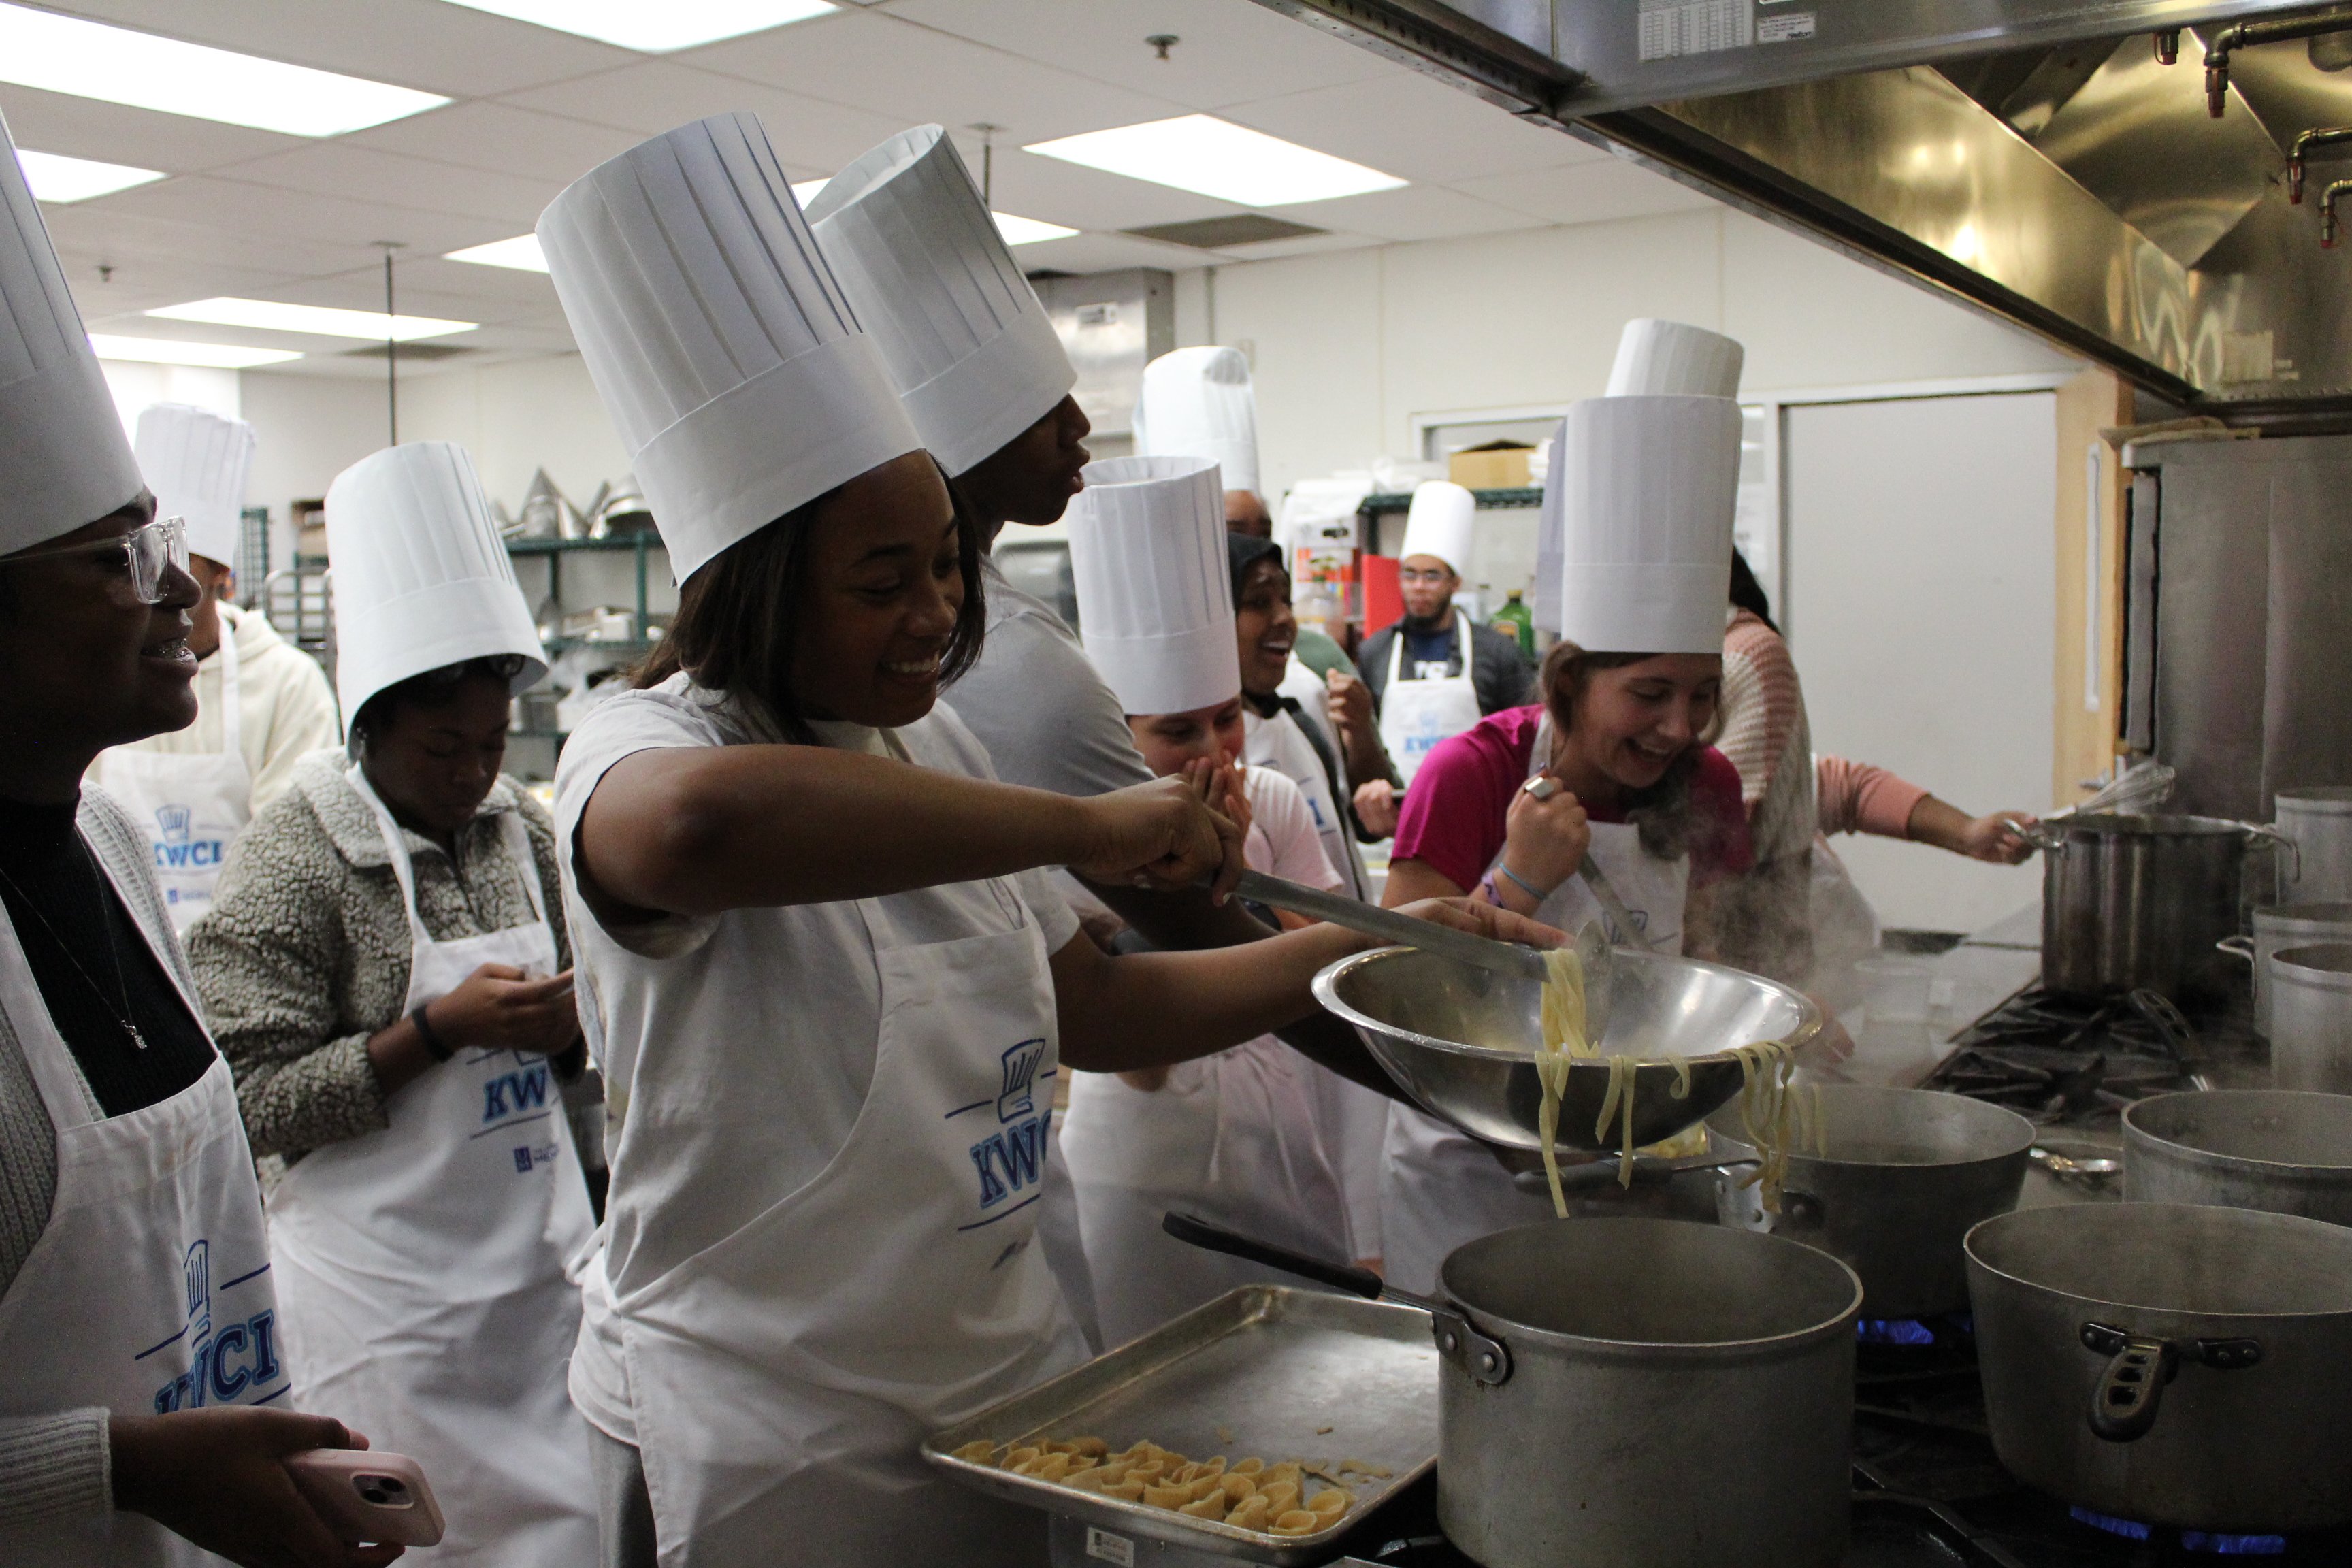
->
<box><xmin>1492</xmin><ymin>589</ymin><xmax>1535</xmax><ymax>657</ymax></box>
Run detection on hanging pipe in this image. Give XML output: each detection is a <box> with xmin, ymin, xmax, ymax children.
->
<box><xmin>2206</xmin><ymin>9</ymin><xmax>2352</xmax><ymax>116</ymax></box>
<box><xmin>2155</xmin><ymin>29</ymin><xmax>2181</xmax><ymax>64</ymax></box>
<box><xmin>2288</xmin><ymin>126</ymin><xmax>2352</xmax><ymax>201</ymax></box>
<box><xmin>2321</xmin><ymin>178</ymin><xmax>2352</xmax><ymax>246</ymax></box>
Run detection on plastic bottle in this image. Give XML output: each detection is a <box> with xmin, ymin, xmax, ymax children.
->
<box><xmin>1491</xmin><ymin>589</ymin><xmax>1535</xmax><ymax>657</ymax></box>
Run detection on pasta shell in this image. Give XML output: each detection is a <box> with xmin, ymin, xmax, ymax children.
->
<box><xmin>1102</xmin><ymin>1481</ymin><xmax>1146</xmax><ymax>1503</ymax></box>
<box><xmin>1269</xmin><ymin>1510</ymin><xmax>1323</xmax><ymax>1537</ymax></box>
<box><xmin>1143</xmin><ymin>1484</ymin><xmax>1192</xmax><ymax>1509</ymax></box>
<box><xmin>1178</xmin><ymin>1492</ymin><xmax>1228</xmax><ymax>1520</ymax></box>
<box><xmin>1225</xmin><ymin>1495</ymin><xmax>1271</xmax><ymax>1532</ymax></box>
<box><xmin>950</xmin><ymin>1440</ymin><xmax>998</xmax><ymax>1465</ymax></box>
<box><xmin>1230</xmin><ymin>1457</ymin><xmax>1264</xmax><ymax>1476</ymax></box>
<box><xmin>1219</xmin><ymin>1473</ymin><xmax>1256</xmax><ymax>1503</ymax></box>
<box><xmin>1307</xmin><ymin>1488</ymin><xmax>1349</xmax><ymax>1517</ymax></box>
<box><xmin>1257</xmin><ymin>1481</ymin><xmax>1299</xmax><ymax>1514</ymax></box>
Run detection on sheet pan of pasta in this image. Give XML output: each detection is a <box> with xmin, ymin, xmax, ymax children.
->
<box><xmin>924</xmin><ymin>1285</ymin><xmax>1440</xmax><ymax>1563</ymax></box>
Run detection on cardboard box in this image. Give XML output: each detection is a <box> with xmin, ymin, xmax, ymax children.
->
<box><xmin>1447</xmin><ymin>441</ymin><xmax>1533</xmax><ymax>491</ymax></box>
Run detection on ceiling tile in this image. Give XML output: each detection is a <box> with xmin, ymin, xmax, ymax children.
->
<box><xmin>1016</xmin><ymin>231</ymin><xmax>1211</xmax><ymax>274</ymax></box>
<box><xmin>883</xmin><ymin>0</ymin><xmax>1399</xmax><ymax>110</ymax></box>
<box><xmin>0</xmin><ymin>84</ymin><xmax>305</xmax><ymax>173</ymax></box>
<box><xmin>1222</xmin><ymin>71</ymin><xmax>1607</xmax><ymax>186</ymax></box>
<box><xmin>96</xmin><ymin>175</ymin><xmax>510</xmax><ymax>255</ymax></box>
<box><xmin>1216</xmin><ymin>229</ymin><xmax>1383</xmax><ymax>263</ymax></box>
<box><xmin>983</xmin><ymin>147</ymin><xmax>1244</xmax><ymax>231</ymax></box>
<box><xmin>344</xmin><ymin>103</ymin><xmax>645</xmax><ymax>185</ymax></box>
<box><xmin>1450</xmin><ymin>157</ymin><xmax>1719</xmax><ymax>227</ymax></box>
<box><xmin>1271</xmin><ymin>183</ymin><xmax>1544</xmax><ymax>243</ymax></box>
<box><xmin>41</xmin><ymin>203</ymin><xmax>371</xmax><ymax>280</ymax></box>
<box><xmin>218</xmin><ymin>145</ymin><xmax>563</xmax><ymax>225</ymax></box>
<box><xmin>496</xmin><ymin>61</ymin><xmax>908</xmax><ymax>171</ymax></box>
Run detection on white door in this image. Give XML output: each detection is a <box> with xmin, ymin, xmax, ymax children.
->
<box><xmin>1784</xmin><ymin>393</ymin><xmax>2055</xmax><ymax>934</ymax></box>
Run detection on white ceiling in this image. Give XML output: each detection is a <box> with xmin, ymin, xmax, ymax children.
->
<box><xmin>9</xmin><ymin>0</ymin><xmax>1716</xmax><ymax>379</ymax></box>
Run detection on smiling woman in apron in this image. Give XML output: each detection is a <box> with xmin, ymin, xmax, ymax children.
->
<box><xmin>189</xmin><ymin>442</ymin><xmax>598</xmax><ymax>1566</ymax></box>
<box><xmin>535</xmin><ymin>115</ymin><xmax>1554</xmax><ymax>1568</ymax></box>
<box><xmin>1376</xmin><ymin>393</ymin><xmax>1757</xmax><ymax>1296</ymax></box>
<box><xmin>0</xmin><ymin>120</ymin><xmax>389</xmax><ymax>1567</ymax></box>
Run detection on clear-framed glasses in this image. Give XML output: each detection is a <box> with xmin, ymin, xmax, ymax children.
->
<box><xmin>0</xmin><ymin>514</ymin><xmax>190</xmax><ymax>603</ymax></box>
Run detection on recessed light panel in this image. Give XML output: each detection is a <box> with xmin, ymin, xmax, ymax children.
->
<box><xmin>1025</xmin><ymin>116</ymin><xmax>1405</xmax><ymax>208</ymax></box>
<box><xmin>148</xmin><ymin>298</ymin><xmax>478</xmax><ymax>342</ymax></box>
<box><xmin>445</xmin><ymin>235</ymin><xmax>549</xmax><ymax>273</ymax></box>
<box><xmin>789</xmin><ymin>177</ymin><xmax>1072</xmax><ymax>245</ymax></box>
<box><xmin>90</xmin><ymin>336</ymin><xmax>304</xmax><ymax>369</ymax></box>
<box><xmin>442</xmin><ymin>1</ymin><xmax>835</xmax><ymax>52</ymax></box>
<box><xmin>0</xmin><ymin>3</ymin><xmax>448</xmax><ymax>137</ymax></box>
<box><xmin>15</xmin><ymin>148</ymin><xmax>165</xmax><ymax>203</ymax></box>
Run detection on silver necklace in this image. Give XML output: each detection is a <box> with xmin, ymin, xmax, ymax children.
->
<box><xmin>0</xmin><ymin>840</ymin><xmax>146</xmax><ymax>1051</ymax></box>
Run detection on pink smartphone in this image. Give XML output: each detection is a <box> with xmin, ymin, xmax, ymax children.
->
<box><xmin>284</xmin><ymin>1448</ymin><xmax>446</xmax><ymax>1547</ymax></box>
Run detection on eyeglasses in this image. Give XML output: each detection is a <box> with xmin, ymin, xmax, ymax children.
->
<box><xmin>1399</xmin><ymin>567</ymin><xmax>1454</xmax><ymax>585</ymax></box>
<box><xmin>0</xmin><ymin>515</ymin><xmax>191</xmax><ymax>604</ymax></box>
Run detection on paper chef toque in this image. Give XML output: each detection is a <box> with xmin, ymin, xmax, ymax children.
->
<box><xmin>0</xmin><ymin>111</ymin><xmax>144</xmax><ymax>555</ymax></box>
<box><xmin>1399</xmin><ymin>480</ymin><xmax>1475</xmax><ymax>578</ymax></box>
<box><xmin>134</xmin><ymin>404</ymin><xmax>256</xmax><ymax>568</ymax></box>
<box><xmin>1135</xmin><ymin>346</ymin><xmax>1258</xmax><ymax>498</ymax></box>
<box><xmin>1066</xmin><ymin>455</ymin><xmax>1239</xmax><ymax>716</ymax></box>
<box><xmin>326</xmin><ymin>442</ymin><xmax>547</xmax><ymax>724</ymax></box>
<box><xmin>804</xmin><ymin>126</ymin><xmax>1075</xmax><ymax>478</ymax></box>
<box><xmin>537</xmin><ymin>114</ymin><xmax>921</xmax><ymax>582</ymax></box>
<box><xmin>1554</xmin><ymin>395</ymin><xmax>1740</xmax><ymax>656</ymax></box>
<box><xmin>1606</xmin><ymin>318</ymin><xmax>1744</xmax><ymax>399</ymax></box>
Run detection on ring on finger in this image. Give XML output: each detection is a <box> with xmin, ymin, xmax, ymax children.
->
<box><xmin>1522</xmin><ymin>777</ymin><xmax>1561</xmax><ymax>802</ymax></box>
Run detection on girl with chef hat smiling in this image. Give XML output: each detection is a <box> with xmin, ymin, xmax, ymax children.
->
<box><xmin>536</xmin><ymin>114</ymin><xmax>1555</xmax><ymax>1568</ymax></box>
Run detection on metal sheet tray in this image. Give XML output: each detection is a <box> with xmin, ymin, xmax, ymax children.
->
<box><xmin>925</xmin><ymin>1286</ymin><xmax>1439</xmax><ymax>1565</ymax></box>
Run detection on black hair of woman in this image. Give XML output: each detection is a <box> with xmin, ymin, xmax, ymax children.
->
<box><xmin>1729</xmin><ymin>547</ymin><xmax>1776</xmax><ymax>632</ymax></box>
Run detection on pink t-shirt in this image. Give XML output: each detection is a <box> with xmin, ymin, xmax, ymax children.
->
<box><xmin>1391</xmin><ymin>705</ymin><xmax>1754</xmax><ymax>895</ymax></box>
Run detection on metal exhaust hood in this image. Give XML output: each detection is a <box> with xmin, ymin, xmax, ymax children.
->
<box><xmin>1254</xmin><ymin>1</ymin><xmax>2352</xmax><ymax>422</ymax></box>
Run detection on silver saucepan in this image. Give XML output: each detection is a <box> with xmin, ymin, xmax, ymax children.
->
<box><xmin>2123</xmin><ymin>1090</ymin><xmax>2352</xmax><ymax>1226</ymax></box>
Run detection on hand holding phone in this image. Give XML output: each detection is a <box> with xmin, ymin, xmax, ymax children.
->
<box><xmin>286</xmin><ymin>1448</ymin><xmax>445</xmax><ymax>1548</ymax></box>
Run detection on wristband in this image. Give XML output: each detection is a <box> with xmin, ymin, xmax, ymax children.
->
<box><xmin>1496</xmin><ymin>863</ymin><xmax>1555</xmax><ymax>904</ymax></box>
<box><xmin>411</xmin><ymin>1002</ymin><xmax>453</xmax><ymax>1062</ymax></box>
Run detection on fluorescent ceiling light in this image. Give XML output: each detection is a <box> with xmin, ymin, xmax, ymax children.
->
<box><xmin>787</xmin><ymin>178</ymin><xmax>1073</xmax><ymax>246</ymax></box>
<box><xmin>0</xmin><ymin>2</ymin><xmax>448</xmax><ymax>137</ymax></box>
<box><xmin>445</xmin><ymin>235</ymin><xmax>549</xmax><ymax>273</ymax></box>
<box><xmin>441</xmin><ymin>1</ymin><xmax>834</xmax><ymax>52</ymax></box>
<box><xmin>15</xmin><ymin>148</ymin><xmax>165</xmax><ymax>203</ymax></box>
<box><xmin>790</xmin><ymin>178</ymin><xmax>830</xmax><ymax>206</ymax></box>
<box><xmin>148</xmin><ymin>298</ymin><xmax>477</xmax><ymax>342</ymax></box>
<box><xmin>91</xmin><ymin>335</ymin><xmax>304</xmax><ymax>369</ymax></box>
<box><xmin>1026</xmin><ymin>115</ymin><xmax>1405</xmax><ymax>208</ymax></box>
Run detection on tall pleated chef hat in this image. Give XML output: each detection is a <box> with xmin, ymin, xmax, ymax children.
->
<box><xmin>0</xmin><ymin>110</ymin><xmax>144</xmax><ymax>555</ymax></box>
<box><xmin>1536</xmin><ymin>319</ymin><xmax>1746</xmax><ymax>634</ymax></box>
<box><xmin>1066</xmin><ymin>455</ymin><xmax>1239</xmax><ymax>716</ymax></box>
<box><xmin>1554</xmin><ymin>395</ymin><xmax>1742</xmax><ymax>655</ymax></box>
<box><xmin>537</xmin><ymin>114</ymin><xmax>920</xmax><ymax>581</ymax></box>
<box><xmin>804</xmin><ymin>126</ymin><xmax>1075</xmax><ymax>478</ymax></box>
<box><xmin>326</xmin><ymin>442</ymin><xmax>546</xmax><ymax>725</ymax></box>
<box><xmin>1135</xmin><ymin>346</ymin><xmax>1258</xmax><ymax>498</ymax></box>
<box><xmin>1398</xmin><ymin>480</ymin><xmax>1476</xmax><ymax>578</ymax></box>
<box><xmin>134</xmin><ymin>404</ymin><xmax>256</xmax><ymax>568</ymax></box>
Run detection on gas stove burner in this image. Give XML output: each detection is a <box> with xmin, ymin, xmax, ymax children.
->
<box><xmin>2070</xmin><ymin>1505</ymin><xmax>2287</xmax><ymax>1555</ymax></box>
<box><xmin>1925</xmin><ymin>985</ymin><xmax>2217</xmax><ymax>1124</ymax></box>
<box><xmin>1857</xmin><ymin>1317</ymin><xmax>1939</xmax><ymax>1346</ymax></box>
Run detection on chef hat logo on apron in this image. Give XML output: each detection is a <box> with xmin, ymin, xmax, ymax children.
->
<box><xmin>806</xmin><ymin>125</ymin><xmax>1076</xmax><ymax>480</ymax></box>
<box><xmin>1135</xmin><ymin>345</ymin><xmax>1260</xmax><ymax>499</ymax></box>
<box><xmin>133</xmin><ymin>402</ymin><xmax>257</xmax><ymax>570</ymax></box>
<box><xmin>1554</xmin><ymin>393</ymin><xmax>1743</xmax><ymax>656</ymax></box>
<box><xmin>1399</xmin><ymin>479</ymin><xmax>1476</xmax><ymax>575</ymax></box>
<box><xmin>538</xmin><ymin>113</ymin><xmax>921</xmax><ymax>582</ymax></box>
<box><xmin>324</xmin><ymin>441</ymin><xmax>547</xmax><ymax>725</ymax></box>
<box><xmin>1064</xmin><ymin>453</ymin><xmax>1239</xmax><ymax>717</ymax></box>
<box><xmin>1537</xmin><ymin>318</ymin><xmax>1744</xmax><ymax>636</ymax></box>
<box><xmin>0</xmin><ymin>108</ymin><xmax>146</xmax><ymax>554</ymax></box>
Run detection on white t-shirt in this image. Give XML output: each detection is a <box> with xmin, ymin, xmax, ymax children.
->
<box><xmin>947</xmin><ymin>556</ymin><xmax>1154</xmax><ymax>799</ymax></box>
<box><xmin>553</xmin><ymin>674</ymin><xmax>1079</xmax><ymax>1441</ymax></box>
<box><xmin>1241</xmin><ymin>766</ymin><xmax>1341</xmax><ymax>894</ymax></box>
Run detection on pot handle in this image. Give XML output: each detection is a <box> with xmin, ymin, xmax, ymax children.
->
<box><xmin>2242</xmin><ymin>823</ymin><xmax>2301</xmax><ymax>886</ymax></box>
<box><xmin>2216</xmin><ymin>934</ymin><xmax>2256</xmax><ymax>963</ymax></box>
<box><xmin>1161</xmin><ymin>1211</ymin><xmax>1387</xmax><ymax>1302</ymax></box>
<box><xmin>2011</xmin><ymin>817</ymin><xmax>2066</xmax><ymax>853</ymax></box>
<box><xmin>2082</xmin><ymin>1322</ymin><xmax>2264</xmax><ymax>1443</ymax></box>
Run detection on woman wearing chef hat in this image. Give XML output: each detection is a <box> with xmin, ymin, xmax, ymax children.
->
<box><xmin>92</xmin><ymin>405</ymin><xmax>339</xmax><ymax>934</ymax></box>
<box><xmin>191</xmin><ymin>440</ymin><xmax>599</xmax><ymax>1567</ymax></box>
<box><xmin>1376</xmin><ymin>392</ymin><xmax>1758</xmax><ymax>1296</ymax></box>
<box><xmin>0</xmin><ymin>110</ymin><xmax>390</xmax><ymax>1566</ymax></box>
<box><xmin>537</xmin><ymin>114</ymin><xmax>1552</xmax><ymax>1568</ymax></box>
<box><xmin>1056</xmin><ymin>455</ymin><xmax>1356</xmax><ymax>1345</ymax></box>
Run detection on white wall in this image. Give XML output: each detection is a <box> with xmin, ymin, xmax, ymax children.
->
<box><xmin>98</xmin><ymin>361</ymin><xmax>241</xmax><ymax>434</ymax></box>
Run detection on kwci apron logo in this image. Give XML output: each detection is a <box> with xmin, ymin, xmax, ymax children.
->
<box><xmin>958</xmin><ymin>1037</ymin><xmax>1051</xmax><ymax>1215</ymax></box>
<box><xmin>152</xmin><ymin>803</ymin><xmax>227</xmax><ymax>874</ymax></box>
<box><xmin>144</xmin><ymin>1237</ymin><xmax>284</xmax><ymax>1411</ymax></box>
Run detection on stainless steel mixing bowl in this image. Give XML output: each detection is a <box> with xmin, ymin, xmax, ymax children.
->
<box><xmin>1311</xmin><ymin>946</ymin><xmax>1821</xmax><ymax>1153</ymax></box>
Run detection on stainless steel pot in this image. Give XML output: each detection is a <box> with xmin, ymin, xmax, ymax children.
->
<box><xmin>2019</xmin><ymin>814</ymin><xmax>2289</xmax><ymax>1001</ymax></box>
<box><xmin>1965</xmin><ymin>1203</ymin><xmax>2352</xmax><ymax>1531</ymax></box>
<box><xmin>2276</xmin><ymin>786</ymin><xmax>2352</xmax><ymax>904</ymax></box>
<box><xmin>2217</xmin><ymin>901</ymin><xmax>2352</xmax><ymax>1036</ymax></box>
<box><xmin>1166</xmin><ymin>1213</ymin><xmax>1860</xmax><ymax>1568</ymax></box>
<box><xmin>2270</xmin><ymin>942</ymin><xmax>2352</xmax><ymax>1094</ymax></box>
<box><xmin>2123</xmin><ymin>1090</ymin><xmax>2352</xmax><ymax>1226</ymax></box>
<box><xmin>1708</xmin><ymin>1086</ymin><xmax>2034</xmax><ymax>1317</ymax></box>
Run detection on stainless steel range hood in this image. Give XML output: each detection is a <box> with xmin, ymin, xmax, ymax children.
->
<box><xmin>1256</xmin><ymin>1</ymin><xmax>2352</xmax><ymax>420</ymax></box>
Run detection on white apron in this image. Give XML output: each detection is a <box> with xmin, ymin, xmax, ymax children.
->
<box><xmin>94</xmin><ymin>632</ymin><xmax>252</xmax><ymax>934</ymax></box>
<box><xmin>267</xmin><ymin>768</ymin><xmax>596</xmax><ymax>1568</ymax></box>
<box><xmin>1379</xmin><ymin>717</ymin><xmax>1691</xmax><ymax>1296</ymax></box>
<box><xmin>1062</xmin><ymin>1037</ymin><xmax>1353</xmax><ymax>1349</ymax></box>
<box><xmin>1377</xmin><ymin>610</ymin><xmax>1484</xmax><ymax>788</ymax></box>
<box><xmin>613</xmin><ymin>869</ymin><xmax>1087</xmax><ymax>1568</ymax></box>
<box><xmin>0</xmin><ymin>847</ymin><xmax>284</xmax><ymax>1567</ymax></box>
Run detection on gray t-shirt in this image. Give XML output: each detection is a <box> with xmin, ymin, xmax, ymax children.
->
<box><xmin>948</xmin><ymin>555</ymin><xmax>1152</xmax><ymax>799</ymax></box>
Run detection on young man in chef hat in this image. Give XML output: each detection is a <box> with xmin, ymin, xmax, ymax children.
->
<box><xmin>0</xmin><ymin>109</ymin><xmax>392</xmax><ymax>1566</ymax></box>
<box><xmin>91</xmin><ymin>404</ymin><xmax>339</xmax><ymax>932</ymax></box>
<box><xmin>1056</xmin><ymin>454</ymin><xmax>1358</xmax><ymax>1345</ymax></box>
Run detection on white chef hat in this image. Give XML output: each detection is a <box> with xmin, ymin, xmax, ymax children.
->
<box><xmin>0</xmin><ymin>111</ymin><xmax>144</xmax><ymax>555</ymax></box>
<box><xmin>326</xmin><ymin>442</ymin><xmax>546</xmax><ymax>725</ymax></box>
<box><xmin>1554</xmin><ymin>395</ymin><xmax>1741</xmax><ymax>656</ymax></box>
<box><xmin>1606</xmin><ymin>319</ymin><xmax>1744</xmax><ymax>399</ymax></box>
<box><xmin>134</xmin><ymin>404</ymin><xmax>256</xmax><ymax>568</ymax></box>
<box><xmin>1066</xmin><ymin>455</ymin><xmax>1238</xmax><ymax>716</ymax></box>
<box><xmin>1399</xmin><ymin>480</ymin><xmax>1475</xmax><ymax>577</ymax></box>
<box><xmin>805</xmin><ymin>126</ymin><xmax>1075</xmax><ymax>478</ymax></box>
<box><xmin>1135</xmin><ymin>346</ymin><xmax>1258</xmax><ymax>497</ymax></box>
<box><xmin>538</xmin><ymin>113</ymin><xmax>920</xmax><ymax>582</ymax></box>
